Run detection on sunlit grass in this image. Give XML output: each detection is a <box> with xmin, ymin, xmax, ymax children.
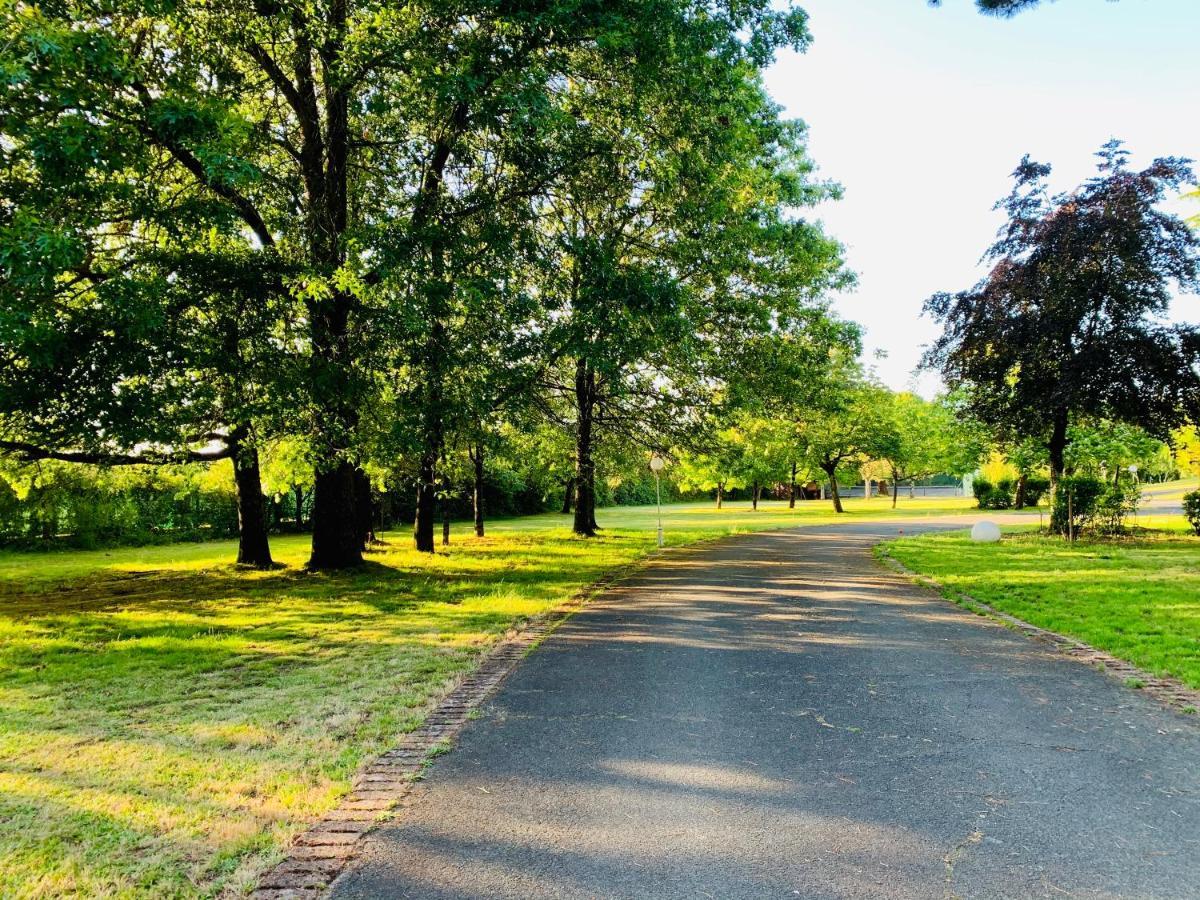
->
<box><xmin>883</xmin><ymin>528</ymin><xmax>1200</xmax><ymax>690</ymax></box>
<box><xmin>0</xmin><ymin>496</ymin><xmax>981</xmax><ymax>898</ymax></box>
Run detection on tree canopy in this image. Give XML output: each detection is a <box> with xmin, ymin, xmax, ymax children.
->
<box><xmin>924</xmin><ymin>142</ymin><xmax>1200</xmax><ymax>495</ymax></box>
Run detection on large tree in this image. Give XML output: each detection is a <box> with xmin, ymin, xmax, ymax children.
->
<box><xmin>924</xmin><ymin>142</ymin><xmax>1200</xmax><ymax>506</ymax></box>
<box><xmin>530</xmin><ymin>19</ymin><xmax>845</xmax><ymax>537</ymax></box>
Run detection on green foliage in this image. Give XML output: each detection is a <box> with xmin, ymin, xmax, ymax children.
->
<box><xmin>1052</xmin><ymin>476</ymin><xmax>1106</xmax><ymax>536</ymax></box>
<box><xmin>0</xmin><ymin>460</ymin><xmax>237</xmax><ymax>548</ymax></box>
<box><xmin>1094</xmin><ymin>478</ymin><xmax>1143</xmax><ymax>535</ymax></box>
<box><xmin>1183</xmin><ymin>491</ymin><xmax>1200</xmax><ymax>536</ymax></box>
<box><xmin>972</xmin><ymin>477</ymin><xmax>1014</xmax><ymax>510</ymax></box>
<box><xmin>1022</xmin><ymin>475</ymin><xmax>1051</xmax><ymax>507</ymax></box>
<box><xmin>926</xmin><ymin>143</ymin><xmax>1200</xmax><ymax>483</ymax></box>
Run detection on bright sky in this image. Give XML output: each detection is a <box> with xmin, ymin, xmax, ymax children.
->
<box><xmin>764</xmin><ymin>0</ymin><xmax>1200</xmax><ymax>396</ymax></box>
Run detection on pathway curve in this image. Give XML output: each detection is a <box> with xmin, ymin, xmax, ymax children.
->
<box><xmin>329</xmin><ymin>518</ymin><xmax>1200</xmax><ymax>899</ymax></box>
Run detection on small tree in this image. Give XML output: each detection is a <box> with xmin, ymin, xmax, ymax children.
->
<box><xmin>797</xmin><ymin>380</ymin><xmax>891</xmax><ymax>513</ymax></box>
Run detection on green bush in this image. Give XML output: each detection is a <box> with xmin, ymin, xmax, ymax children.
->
<box><xmin>972</xmin><ymin>477</ymin><xmax>1013</xmax><ymax>510</ymax></box>
<box><xmin>1093</xmin><ymin>479</ymin><xmax>1142</xmax><ymax>534</ymax></box>
<box><xmin>1019</xmin><ymin>475</ymin><xmax>1050</xmax><ymax>507</ymax></box>
<box><xmin>1184</xmin><ymin>490</ymin><xmax>1200</xmax><ymax>536</ymax></box>
<box><xmin>1051</xmin><ymin>475</ymin><xmax>1105</xmax><ymax>536</ymax></box>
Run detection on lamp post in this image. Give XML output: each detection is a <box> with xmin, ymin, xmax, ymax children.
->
<box><xmin>649</xmin><ymin>454</ymin><xmax>665</xmax><ymax>548</ymax></box>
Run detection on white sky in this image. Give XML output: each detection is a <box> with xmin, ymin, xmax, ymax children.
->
<box><xmin>763</xmin><ymin>0</ymin><xmax>1200</xmax><ymax>395</ymax></box>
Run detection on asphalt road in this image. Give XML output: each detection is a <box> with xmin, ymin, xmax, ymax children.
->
<box><xmin>329</xmin><ymin>519</ymin><xmax>1200</xmax><ymax>899</ymax></box>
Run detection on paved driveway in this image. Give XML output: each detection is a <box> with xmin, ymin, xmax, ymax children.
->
<box><xmin>330</xmin><ymin>520</ymin><xmax>1200</xmax><ymax>899</ymax></box>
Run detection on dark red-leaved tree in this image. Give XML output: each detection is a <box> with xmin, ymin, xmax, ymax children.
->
<box><xmin>924</xmin><ymin>141</ymin><xmax>1200</xmax><ymax>500</ymax></box>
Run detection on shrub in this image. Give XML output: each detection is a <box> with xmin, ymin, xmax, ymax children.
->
<box><xmin>971</xmin><ymin>477</ymin><xmax>992</xmax><ymax>504</ymax></box>
<box><xmin>1184</xmin><ymin>490</ymin><xmax>1200</xmax><ymax>536</ymax></box>
<box><xmin>1019</xmin><ymin>475</ymin><xmax>1050</xmax><ymax>508</ymax></box>
<box><xmin>973</xmin><ymin>476</ymin><xmax>1013</xmax><ymax>510</ymax></box>
<box><xmin>1093</xmin><ymin>479</ymin><xmax>1141</xmax><ymax>534</ymax></box>
<box><xmin>1051</xmin><ymin>475</ymin><xmax>1105</xmax><ymax>536</ymax></box>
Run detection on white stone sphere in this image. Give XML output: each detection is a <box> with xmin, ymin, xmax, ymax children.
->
<box><xmin>971</xmin><ymin>520</ymin><xmax>1002</xmax><ymax>543</ymax></box>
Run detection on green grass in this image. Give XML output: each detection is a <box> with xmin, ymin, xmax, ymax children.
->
<box><xmin>0</xmin><ymin>495</ymin><xmax>981</xmax><ymax>898</ymax></box>
<box><xmin>883</xmin><ymin>528</ymin><xmax>1200</xmax><ymax>690</ymax></box>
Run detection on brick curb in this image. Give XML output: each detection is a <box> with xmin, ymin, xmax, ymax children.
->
<box><xmin>248</xmin><ymin>539</ymin><xmax>707</xmax><ymax>899</ymax></box>
<box><xmin>875</xmin><ymin>546</ymin><xmax>1200</xmax><ymax>715</ymax></box>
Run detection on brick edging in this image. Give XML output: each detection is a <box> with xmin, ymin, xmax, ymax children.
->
<box><xmin>875</xmin><ymin>546</ymin><xmax>1200</xmax><ymax>715</ymax></box>
<box><xmin>248</xmin><ymin>541</ymin><xmax>696</xmax><ymax>899</ymax></box>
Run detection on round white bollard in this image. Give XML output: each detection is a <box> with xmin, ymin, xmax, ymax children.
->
<box><xmin>971</xmin><ymin>520</ymin><xmax>1002</xmax><ymax>543</ymax></box>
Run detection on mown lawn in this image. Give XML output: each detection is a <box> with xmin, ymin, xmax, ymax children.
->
<box><xmin>882</xmin><ymin>528</ymin><xmax>1200</xmax><ymax>690</ymax></box>
<box><xmin>0</xmin><ymin>496</ymin><xmax>977</xmax><ymax>898</ymax></box>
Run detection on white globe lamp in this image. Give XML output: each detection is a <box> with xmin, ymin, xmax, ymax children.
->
<box><xmin>971</xmin><ymin>520</ymin><xmax>1002</xmax><ymax>543</ymax></box>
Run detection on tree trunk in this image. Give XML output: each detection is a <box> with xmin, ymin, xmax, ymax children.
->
<box><xmin>229</xmin><ymin>427</ymin><xmax>273</xmax><ymax>568</ymax></box>
<box><xmin>890</xmin><ymin>466</ymin><xmax>899</xmax><ymax>509</ymax></box>
<box><xmin>1014</xmin><ymin>472</ymin><xmax>1028</xmax><ymax>509</ymax></box>
<box><xmin>442</xmin><ymin>502</ymin><xmax>451</xmax><ymax>546</ymax></box>
<box><xmin>824</xmin><ymin>465</ymin><xmax>844</xmax><ymax>513</ymax></box>
<box><xmin>309</xmin><ymin>459</ymin><xmax>362</xmax><ymax>568</ymax></box>
<box><xmin>472</xmin><ymin>443</ymin><xmax>486</xmax><ymax>537</ymax></box>
<box><xmin>789</xmin><ymin>461</ymin><xmax>797</xmax><ymax>509</ymax></box>
<box><xmin>561</xmin><ymin>476</ymin><xmax>574</xmax><ymax>515</ymax></box>
<box><xmin>716</xmin><ymin>481</ymin><xmax>724</xmax><ymax>509</ymax></box>
<box><xmin>414</xmin><ymin>447</ymin><xmax>437</xmax><ymax>553</ymax></box>
<box><xmin>752</xmin><ymin>481</ymin><xmax>760</xmax><ymax>510</ymax></box>
<box><xmin>354</xmin><ymin>467</ymin><xmax>374</xmax><ymax>548</ymax></box>
<box><xmin>573</xmin><ymin>358</ymin><xmax>597</xmax><ymax>537</ymax></box>
<box><xmin>588</xmin><ymin>465</ymin><xmax>600</xmax><ymax>532</ymax></box>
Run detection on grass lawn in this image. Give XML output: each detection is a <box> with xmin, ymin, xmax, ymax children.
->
<box><xmin>0</xmin><ymin>495</ymin><xmax>976</xmax><ymax>898</ymax></box>
<box><xmin>882</xmin><ymin>528</ymin><xmax>1200</xmax><ymax>691</ymax></box>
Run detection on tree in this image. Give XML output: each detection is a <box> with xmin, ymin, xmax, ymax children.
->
<box><xmin>924</xmin><ymin>142</ymin><xmax>1200</xmax><ymax>516</ymax></box>
<box><xmin>930</xmin><ymin>0</ymin><xmax>1057</xmax><ymax>16</ymax></box>
<box><xmin>1066</xmin><ymin>421</ymin><xmax>1169</xmax><ymax>483</ymax></box>
<box><xmin>875</xmin><ymin>393</ymin><xmax>987</xmax><ymax>507</ymax></box>
<box><xmin>530</xmin><ymin>18</ymin><xmax>846</xmax><ymax>537</ymax></box>
<box><xmin>1174</xmin><ymin>427</ymin><xmax>1200</xmax><ymax>481</ymax></box>
<box><xmin>675</xmin><ymin>428</ymin><xmax>748</xmax><ymax>509</ymax></box>
<box><xmin>797</xmin><ymin>379</ymin><xmax>891</xmax><ymax>513</ymax></box>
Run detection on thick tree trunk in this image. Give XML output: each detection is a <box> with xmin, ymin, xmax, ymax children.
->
<box><xmin>573</xmin><ymin>358</ymin><xmax>597</xmax><ymax>537</ymax></box>
<box><xmin>716</xmin><ymin>482</ymin><xmax>724</xmax><ymax>509</ymax></box>
<box><xmin>309</xmin><ymin>459</ymin><xmax>361</xmax><ymax>568</ymax></box>
<box><xmin>1014</xmin><ymin>473</ymin><xmax>1028</xmax><ymax>509</ymax></box>
<box><xmin>824</xmin><ymin>465</ymin><xmax>844</xmax><ymax>513</ymax></box>
<box><xmin>229</xmin><ymin>427</ymin><xmax>273</xmax><ymax>568</ymax></box>
<box><xmin>751</xmin><ymin>481</ymin><xmax>760</xmax><ymax>511</ymax></box>
<box><xmin>561</xmin><ymin>477</ymin><xmax>575</xmax><ymax>514</ymax></box>
<box><xmin>354</xmin><ymin>467</ymin><xmax>374</xmax><ymax>548</ymax></box>
<box><xmin>414</xmin><ymin>448</ymin><xmax>437</xmax><ymax>553</ymax></box>
<box><xmin>472</xmin><ymin>443</ymin><xmax>486</xmax><ymax>537</ymax></box>
<box><xmin>588</xmin><ymin>467</ymin><xmax>600</xmax><ymax>532</ymax></box>
<box><xmin>789</xmin><ymin>461</ymin><xmax>797</xmax><ymax>509</ymax></box>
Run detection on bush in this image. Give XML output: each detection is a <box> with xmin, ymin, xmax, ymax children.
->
<box><xmin>1093</xmin><ymin>479</ymin><xmax>1142</xmax><ymax>534</ymax></box>
<box><xmin>1184</xmin><ymin>490</ymin><xmax>1200</xmax><ymax>536</ymax></box>
<box><xmin>1051</xmin><ymin>475</ymin><xmax>1105</xmax><ymax>536</ymax></box>
<box><xmin>1018</xmin><ymin>475</ymin><xmax>1050</xmax><ymax>508</ymax></box>
<box><xmin>973</xmin><ymin>477</ymin><xmax>1013</xmax><ymax>510</ymax></box>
